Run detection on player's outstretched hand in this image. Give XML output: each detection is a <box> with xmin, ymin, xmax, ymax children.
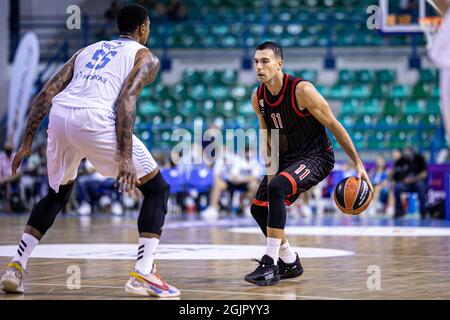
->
<box><xmin>11</xmin><ymin>144</ymin><xmax>32</xmax><ymax>176</ymax></box>
<box><xmin>115</xmin><ymin>157</ymin><xmax>141</xmax><ymax>194</ymax></box>
<box><xmin>355</xmin><ymin>161</ymin><xmax>374</xmax><ymax>193</ymax></box>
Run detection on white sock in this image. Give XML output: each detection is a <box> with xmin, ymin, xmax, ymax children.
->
<box><xmin>279</xmin><ymin>240</ymin><xmax>297</xmax><ymax>264</ymax></box>
<box><xmin>12</xmin><ymin>233</ymin><xmax>39</xmax><ymax>270</ymax></box>
<box><xmin>264</xmin><ymin>237</ymin><xmax>281</xmax><ymax>264</ymax></box>
<box><xmin>134</xmin><ymin>237</ymin><xmax>159</xmax><ymax>275</ymax></box>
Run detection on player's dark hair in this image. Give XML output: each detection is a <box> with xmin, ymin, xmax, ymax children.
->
<box><xmin>256</xmin><ymin>41</ymin><xmax>284</xmax><ymax>60</ymax></box>
<box><xmin>117</xmin><ymin>4</ymin><xmax>149</xmax><ymax>34</ymax></box>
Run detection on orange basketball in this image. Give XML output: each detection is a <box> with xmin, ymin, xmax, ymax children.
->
<box><xmin>333</xmin><ymin>176</ymin><xmax>373</xmax><ymax>215</ymax></box>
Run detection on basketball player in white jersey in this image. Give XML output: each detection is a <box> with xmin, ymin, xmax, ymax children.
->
<box><xmin>0</xmin><ymin>4</ymin><xmax>179</xmax><ymax>298</ymax></box>
<box><xmin>427</xmin><ymin>0</ymin><xmax>450</xmax><ymax>144</ymax></box>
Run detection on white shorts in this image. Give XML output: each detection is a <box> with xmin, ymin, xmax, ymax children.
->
<box><xmin>47</xmin><ymin>105</ymin><xmax>157</xmax><ymax>192</ymax></box>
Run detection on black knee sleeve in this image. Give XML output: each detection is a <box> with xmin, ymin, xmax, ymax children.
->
<box><xmin>250</xmin><ymin>204</ymin><xmax>268</xmax><ymax>237</ymax></box>
<box><xmin>27</xmin><ymin>183</ymin><xmax>75</xmax><ymax>235</ymax></box>
<box><xmin>267</xmin><ymin>176</ymin><xmax>292</xmax><ymax>229</ymax></box>
<box><xmin>137</xmin><ymin>172</ymin><xmax>170</xmax><ymax>235</ymax></box>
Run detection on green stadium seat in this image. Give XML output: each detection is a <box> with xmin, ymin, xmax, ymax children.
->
<box><xmin>299</xmin><ymin>69</ymin><xmax>318</xmax><ymax>82</ymax></box>
<box><xmin>338</xmin><ymin>70</ymin><xmax>357</xmax><ymax>83</ymax></box>
<box><xmin>351</xmin><ymin>131</ymin><xmax>367</xmax><ymax>149</ymax></box>
<box><xmin>315</xmin><ymin>85</ymin><xmax>330</xmax><ymax>97</ymax></box>
<box><xmin>330</xmin><ymin>84</ymin><xmax>350</xmax><ymax>99</ymax></box>
<box><xmin>341</xmin><ymin>99</ymin><xmax>360</xmax><ymax>115</ymax></box>
<box><xmin>200</xmin><ymin>99</ymin><xmax>218</xmax><ymax>118</ymax></box>
<box><xmin>357</xmin><ymin>70</ymin><xmax>376</xmax><ymax>83</ymax></box>
<box><xmin>370</xmin><ymin>84</ymin><xmax>388</xmax><ymax>99</ymax></box>
<box><xmin>202</xmin><ymin>70</ymin><xmax>222</xmax><ymax>85</ymax></box>
<box><xmin>238</xmin><ymin>100</ymin><xmax>254</xmax><ymax>116</ymax></box>
<box><xmin>153</xmin><ymin>84</ymin><xmax>171</xmax><ymax>101</ymax></box>
<box><xmin>219</xmin><ymin>100</ymin><xmax>235</xmax><ymax>117</ymax></box>
<box><xmin>221</xmin><ymin>69</ymin><xmax>238</xmax><ymax>85</ymax></box>
<box><xmin>355</xmin><ymin>114</ymin><xmax>375</xmax><ymax>126</ymax></box>
<box><xmin>230</xmin><ymin>85</ymin><xmax>248</xmax><ymax>101</ymax></box>
<box><xmin>388</xmin><ymin>131</ymin><xmax>407</xmax><ymax>149</ymax></box>
<box><xmin>138</xmin><ymin>101</ymin><xmax>160</xmax><ymax>118</ymax></box>
<box><xmin>338</xmin><ymin>115</ymin><xmax>354</xmax><ymax>127</ymax></box>
<box><xmin>376</xmin><ymin>115</ymin><xmax>395</xmax><ymax>126</ymax></box>
<box><xmin>397</xmin><ymin>114</ymin><xmax>416</xmax><ymax>126</ymax></box>
<box><xmin>178</xmin><ymin>99</ymin><xmax>198</xmax><ymax>117</ymax></box>
<box><xmin>391</xmin><ymin>84</ymin><xmax>410</xmax><ymax>99</ymax></box>
<box><xmin>420</xmin><ymin>69</ymin><xmax>439</xmax><ymax>83</ymax></box>
<box><xmin>432</xmin><ymin>85</ymin><xmax>440</xmax><ymax>98</ymax></box>
<box><xmin>404</xmin><ymin>100</ymin><xmax>425</xmax><ymax>115</ymax></box>
<box><xmin>376</xmin><ymin>69</ymin><xmax>396</xmax><ymax>83</ymax></box>
<box><xmin>363</xmin><ymin>99</ymin><xmax>382</xmax><ymax>115</ymax></box>
<box><xmin>191</xmin><ymin>84</ymin><xmax>209</xmax><ymax>101</ymax></box>
<box><xmin>350</xmin><ymin>84</ymin><xmax>370</xmax><ymax>98</ymax></box>
<box><xmin>150</xmin><ymin>115</ymin><xmax>165</xmax><ymax>127</ymax></box>
<box><xmin>425</xmin><ymin>99</ymin><xmax>440</xmax><ymax>115</ymax></box>
<box><xmin>170</xmin><ymin>83</ymin><xmax>189</xmax><ymax>101</ymax></box>
<box><xmin>420</xmin><ymin>114</ymin><xmax>440</xmax><ymax>126</ymax></box>
<box><xmin>183</xmin><ymin>69</ymin><xmax>202</xmax><ymax>86</ymax></box>
<box><xmin>367</xmin><ymin>132</ymin><xmax>386</xmax><ymax>150</ymax></box>
<box><xmin>210</xmin><ymin>86</ymin><xmax>229</xmax><ymax>101</ymax></box>
<box><xmin>140</xmin><ymin>86</ymin><xmax>153</xmax><ymax>101</ymax></box>
<box><xmin>411</xmin><ymin>83</ymin><xmax>431</xmax><ymax>99</ymax></box>
<box><xmin>383</xmin><ymin>99</ymin><xmax>402</xmax><ymax>115</ymax></box>
<box><xmin>161</xmin><ymin>99</ymin><xmax>177</xmax><ymax>117</ymax></box>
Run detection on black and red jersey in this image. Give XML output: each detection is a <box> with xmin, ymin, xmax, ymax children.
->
<box><xmin>256</xmin><ymin>73</ymin><xmax>333</xmax><ymax>156</ymax></box>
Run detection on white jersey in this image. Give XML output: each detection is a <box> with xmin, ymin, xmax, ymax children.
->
<box><xmin>52</xmin><ymin>38</ymin><xmax>147</xmax><ymax>111</ymax></box>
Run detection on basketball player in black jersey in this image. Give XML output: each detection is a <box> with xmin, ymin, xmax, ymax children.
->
<box><xmin>245</xmin><ymin>41</ymin><xmax>373</xmax><ymax>286</ymax></box>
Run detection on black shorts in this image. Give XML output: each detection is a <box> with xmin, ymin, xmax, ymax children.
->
<box><xmin>253</xmin><ymin>148</ymin><xmax>335</xmax><ymax>207</ymax></box>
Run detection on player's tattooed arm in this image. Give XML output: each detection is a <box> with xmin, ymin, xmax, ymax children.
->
<box><xmin>114</xmin><ymin>48</ymin><xmax>160</xmax><ymax>192</ymax></box>
<box><xmin>296</xmin><ymin>82</ymin><xmax>373</xmax><ymax>191</ymax></box>
<box><xmin>11</xmin><ymin>50</ymin><xmax>81</xmax><ymax>176</ymax></box>
<box><xmin>115</xmin><ymin>48</ymin><xmax>160</xmax><ymax>159</ymax></box>
<box><xmin>22</xmin><ymin>50</ymin><xmax>80</xmax><ymax>148</ymax></box>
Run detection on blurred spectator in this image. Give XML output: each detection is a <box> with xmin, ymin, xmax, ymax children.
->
<box><xmin>392</xmin><ymin>147</ymin><xmax>428</xmax><ymax>219</ymax></box>
<box><xmin>368</xmin><ymin>154</ymin><xmax>389</xmax><ymax>216</ymax></box>
<box><xmin>19</xmin><ymin>144</ymin><xmax>47</xmax><ymax>210</ymax></box>
<box><xmin>76</xmin><ymin>160</ymin><xmax>123</xmax><ymax>216</ymax></box>
<box><xmin>0</xmin><ymin>142</ymin><xmax>16</xmax><ymax>212</ymax></box>
<box><xmin>202</xmin><ymin>145</ymin><xmax>262</xmax><ymax>220</ymax></box>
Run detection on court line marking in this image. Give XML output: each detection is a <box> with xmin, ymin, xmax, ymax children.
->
<box><xmin>26</xmin><ymin>282</ymin><xmax>349</xmax><ymax>300</ymax></box>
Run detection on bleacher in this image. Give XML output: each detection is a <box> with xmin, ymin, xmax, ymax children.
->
<box><xmin>134</xmin><ymin>67</ymin><xmax>444</xmax><ymax>153</ymax></box>
<box><xmin>145</xmin><ymin>0</ymin><xmax>426</xmax><ymax>48</ymax></box>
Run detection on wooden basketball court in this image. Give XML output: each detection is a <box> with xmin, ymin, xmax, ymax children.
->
<box><xmin>0</xmin><ymin>213</ymin><xmax>449</xmax><ymax>300</ymax></box>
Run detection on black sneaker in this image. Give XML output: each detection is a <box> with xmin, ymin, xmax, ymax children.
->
<box><xmin>244</xmin><ymin>255</ymin><xmax>280</xmax><ymax>286</ymax></box>
<box><xmin>278</xmin><ymin>253</ymin><xmax>304</xmax><ymax>280</ymax></box>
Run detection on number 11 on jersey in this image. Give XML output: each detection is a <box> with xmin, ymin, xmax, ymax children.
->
<box><xmin>271</xmin><ymin>113</ymin><xmax>283</xmax><ymax>129</ymax></box>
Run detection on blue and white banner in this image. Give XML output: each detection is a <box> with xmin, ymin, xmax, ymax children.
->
<box><xmin>6</xmin><ymin>32</ymin><xmax>40</xmax><ymax>149</ymax></box>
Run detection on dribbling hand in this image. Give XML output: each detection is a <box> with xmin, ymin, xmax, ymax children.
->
<box><xmin>115</xmin><ymin>157</ymin><xmax>141</xmax><ymax>194</ymax></box>
<box><xmin>355</xmin><ymin>161</ymin><xmax>374</xmax><ymax>193</ymax></box>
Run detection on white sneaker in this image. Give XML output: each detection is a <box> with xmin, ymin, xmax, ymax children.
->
<box><xmin>111</xmin><ymin>201</ymin><xmax>123</xmax><ymax>216</ymax></box>
<box><xmin>125</xmin><ymin>265</ymin><xmax>180</xmax><ymax>298</ymax></box>
<box><xmin>1</xmin><ymin>262</ymin><xmax>25</xmax><ymax>294</ymax></box>
<box><xmin>202</xmin><ymin>207</ymin><xmax>219</xmax><ymax>221</ymax></box>
<box><xmin>78</xmin><ymin>202</ymin><xmax>92</xmax><ymax>216</ymax></box>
